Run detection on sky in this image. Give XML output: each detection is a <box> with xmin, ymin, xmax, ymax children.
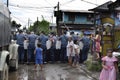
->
<box><xmin>3</xmin><ymin>0</ymin><xmax>116</xmax><ymax>28</ymax></box>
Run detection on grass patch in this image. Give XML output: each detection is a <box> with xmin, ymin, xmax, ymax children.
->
<box><xmin>85</xmin><ymin>57</ymin><xmax>102</xmax><ymax>71</ymax></box>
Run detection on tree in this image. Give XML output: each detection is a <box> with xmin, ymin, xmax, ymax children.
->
<box><xmin>29</xmin><ymin>19</ymin><xmax>50</xmax><ymax>34</ymax></box>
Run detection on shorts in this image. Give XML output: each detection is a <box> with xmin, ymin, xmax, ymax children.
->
<box><xmin>35</xmin><ymin>59</ymin><xmax>43</xmax><ymax>64</ymax></box>
<box><xmin>74</xmin><ymin>54</ymin><xmax>79</xmax><ymax>62</ymax></box>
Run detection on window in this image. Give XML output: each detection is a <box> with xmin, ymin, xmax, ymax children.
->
<box><xmin>68</xmin><ymin>14</ymin><xmax>75</xmax><ymax>22</ymax></box>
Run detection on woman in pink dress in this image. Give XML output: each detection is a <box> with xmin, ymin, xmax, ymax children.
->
<box><xmin>99</xmin><ymin>49</ymin><xmax>119</xmax><ymax>80</ymax></box>
<box><xmin>95</xmin><ymin>31</ymin><xmax>101</xmax><ymax>59</ymax></box>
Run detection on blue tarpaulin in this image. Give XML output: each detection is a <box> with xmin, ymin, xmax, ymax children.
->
<box><xmin>84</xmin><ymin>31</ymin><xmax>91</xmax><ymax>35</ymax></box>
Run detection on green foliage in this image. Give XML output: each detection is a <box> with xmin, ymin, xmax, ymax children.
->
<box><xmin>89</xmin><ymin>62</ymin><xmax>101</xmax><ymax>71</ymax></box>
<box><xmin>85</xmin><ymin>58</ymin><xmax>102</xmax><ymax>71</ymax></box>
<box><xmin>29</xmin><ymin>19</ymin><xmax>50</xmax><ymax>34</ymax></box>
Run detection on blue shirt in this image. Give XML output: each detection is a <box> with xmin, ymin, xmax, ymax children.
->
<box><xmin>38</xmin><ymin>34</ymin><xmax>48</xmax><ymax>47</ymax></box>
<box><xmin>82</xmin><ymin>36</ymin><xmax>90</xmax><ymax>48</ymax></box>
<box><xmin>60</xmin><ymin>34</ymin><xmax>68</xmax><ymax>48</ymax></box>
<box><xmin>72</xmin><ymin>35</ymin><xmax>78</xmax><ymax>41</ymax></box>
<box><xmin>16</xmin><ymin>33</ymin><xmax>26</xmax><ymax>46</ymax></box>
<box><xmin>35</xmin><ymin>48</ymin><xmax>43</xmax><ymax>59</ymax></box>
<box><xmin>28</xmin><ymin>34</ymin><xmax>37</xmax><ymax>47</ymax></box>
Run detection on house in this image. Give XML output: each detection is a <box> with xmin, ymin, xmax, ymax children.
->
<box><xmin>89</xmin><ymin>1</ymin><xmax>120</xmax><ymax>56</ymax></box>
<box><xmin>89</xmin><ymin>1</ymin><xmax>114</xmax><ymax>27</ymax></box>
<box><xmin>108</xmin><ymin>0</ymin><xmax>120</xmax><ymax>27</ymax></box>
<box><xmin>54</xmin><ymin>10</ymin><xmax>95</xmax><ymax>34</ymax></box>
<box><xmin>90</xmin><ymin>1</ymin><xmax>120</xmax><ymax>29</ymax></box>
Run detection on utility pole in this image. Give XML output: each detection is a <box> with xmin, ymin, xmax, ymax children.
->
<box><xmin>28</xmin><ymin>18</ymin><xmax>30</xmax><ymax>28</ymax></box>
<box><xmin>36</xmin><ymin>17</ymin><xmax>39</xmax><ymax>33</ymax></box>
<box><xmin>56</xmin><ymin>2</ymin><xmax>60</xmax><ymax>36</ymax></box>
<box><xmin>37</xmin><ymin>17</ymin><xmax>39</xmax><ymax>27</ymax></box>
<box><xmin>7</xmin><ymin>0</ymin><xmax>9</xmax><ymax>7</ymax></box>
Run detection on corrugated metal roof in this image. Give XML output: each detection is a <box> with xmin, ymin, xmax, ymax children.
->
<box><xmin>108</xmin><ymin>0</ymin><xmax>120</xmax><ymax>10</ymax></box>
<box><xmin>89</xmin><ymin>1</ymin><xmax>113</xmax><ymax>11</ymax></box>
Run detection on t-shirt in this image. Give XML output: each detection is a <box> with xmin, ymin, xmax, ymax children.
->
<box><xmin>24</xmin><ymin>40</ymin><xmax>28</xmax><ymax>49</ymax></box>
<box><xmin>56</xmin><ymin>40</ymin><xmax>61</xmax><ymax>49</ymax></box>
<box><xmin>79</xmin><ymin>41</ymin><xmax>83</xmax><ymax>50</ymax></box>
<box><xmin>35</xmin><ymin>48</ymin><xmax>43</xmax><ymax>59</ymax></box>
<box><xmin>60</xmin><ymin>35</ymin><xmax>68</xmax><ymax>48</ymax></box>
<box><xmin>46</xmin><ymin>39</ymin><xmax>52</xmax><ymax>50</ymax></box>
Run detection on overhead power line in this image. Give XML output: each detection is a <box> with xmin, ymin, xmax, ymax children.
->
<box><xmin>10</xmin><ymin>6</ymin><xmax>53</xmax><ymax>13</ymax></box>
<box><xmin>9</xmin><ymin>3</ymin><xmax>54</xmax><ymax>9</ymax></box>
<box><xmin>11</xmin><ymin>14</ymin><xmax>27</xmax><ymax>23</ymax></box>
<box><xmin>60</xmin><ymin>0</ymin><xmax>76</xmax><ymax>6</ymax></box>
<box><xmin>44</xmin><ymin>0</ymin><xmax>53</xmax><ymax>7</ymax></box>
<box><xmin>9</xmin><ymin>0</ymin><xmax>77</xmax><ymax>11</ymax></box>
<box><xmin>81</xmin><ymin>0</ymin><xmax>98</xmax><ymax>6</ymax></box>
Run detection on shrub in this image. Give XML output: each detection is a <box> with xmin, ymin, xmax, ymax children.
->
<box><xmin>85</xmin><ymin>58</ymin><xmax>102</xmax><ymax>71</ymax></box>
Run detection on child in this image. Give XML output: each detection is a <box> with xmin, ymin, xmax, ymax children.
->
<box><xmin>34</xmin><ymin>43</ymin><xmax>43</xmax><ymax>71</ymax></box>
<box><xmin>72</xmin><ymin>40</ymin><xmax>80</xmax><ymax>67</ymax></box>
<box><xmin>99</xmin><ymin>49</ymin><xmax>119</xmax><ymax>80</ymax></box>
<box><xmin>67</xmin><ymin>36</ymin><xmax>74</xmax><ymax>66</ymax></box>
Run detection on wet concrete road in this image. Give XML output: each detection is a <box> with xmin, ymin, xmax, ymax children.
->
<box><xmin>9</xmin><ymin>63</ymin><xmax>96</xmax><ymax>80</ymax></box>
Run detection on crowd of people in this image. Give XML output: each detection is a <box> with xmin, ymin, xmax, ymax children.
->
<box><xmin>11</xmin><ymin>30</ymin><xmax>119</xmax><ymax>80</ymax></box>
<box><xmin>12</xmin><ymin>30</ymin><xmax>92</xmax><ymax>66</ymax></box>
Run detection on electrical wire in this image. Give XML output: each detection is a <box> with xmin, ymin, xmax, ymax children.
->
<box><xmin>9</xmin><ymin>5</ymin><xmax>54</xmax><ymax>14</ymax></box>
<box><xmin>81</xmin><ymin>0</ymin><xmax>98</xmax><ymax>6</ymax></box>
<box><xmin>60</xmin><ymin>0</ymin><xmax>76</xmax><ymax>6</ymax></box>
<box><xmin>11</xmin><ymin>14</ymin><xmax>27</xmax><ymax>24</ymax></box>
<box><xmin>44</xmin><ymin>0</ymin><xmax>54</xmax><ymax>7</ymax></box>
<box><xmin>11</xmin><ymin>9</ymin><xmax>53</xmax><ymax>20</ymax></box>
<box><xmin>9</xmin><ymin>0</ymin><xmax>79</xmax><ymax>24</ymax></box>
<box><xmin>9</xmin><ymin>3</ymin><xmax>54</xmax><ymax>9</ymax></box>
<box><xmin>9</xmin><ymin>4</ymin><xmax>54</xmax><ymax>23</ymax></box>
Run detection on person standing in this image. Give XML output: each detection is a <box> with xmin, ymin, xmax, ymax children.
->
<box><xmin>81</xmin><ymin>33</ymin><xmax>90</xmax><ymax>63</ymax></box>
<box><xmin>95</xmin><ymin>31</ymin><xmax>101</xmax><ymax>59</ymax></box>
<box><xmin>28</xmin><ymin>31</ymin><xmax>37</xmax><ymax>64</ymax></box>
<box><xmin>55</xmin><ymin>36</ymin><xmax>61</xmax><ymax>61</ymax></box>
<box><xmin>60</xmin><ymin>31</ymin><xmax>68</xmax><ymax>63</ymax></box>
<box><xmin>70</xmin><ymin>31</ymin><xmax>78</xmax><ymax>41</ymax></box>
<box><xmin>72</xmin><ymin>40</ymin><xmax>80</xmax><ymax>67</ymax></box>
<box><xmin>79</xmin><ymin>39</ymin><xmax>83</xmax><ymax>63</ymax></box>
<box><xmin>67</xmin><ymin>36</ymin><xmax>74</xmax><ymax>66</ymax></box>
<box><xmin>34</xmin><ymin>43</ymin><xmax>43</xmax><ymax>71</ymax></box>
<box><xmin>49</xmin><ymin>32</ymin><xmax>57</xmax><ymax>63</ymax></box>
<box><xmin>16</xmin><ymin>30</ymin><xmax>26</xmax><ymax>64</ymax></box>
<box><xmin>38</xmin><ymin>31</ymin><xmax>48</xmax><ymax>63</ymax></box>
<box><xmin>46</xmin><ymin>35</ymin><xmax>52</xmax><ymax>62</ymax></box>
<box><xmin>24</xmin><ymin>39</ymin><xmax>28</xmax><ymax>63</ymax></box>
<box><xmin>99</xmin><ymin>49</ymin><xmax>118</xmax><ymax>80</ymax></box>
